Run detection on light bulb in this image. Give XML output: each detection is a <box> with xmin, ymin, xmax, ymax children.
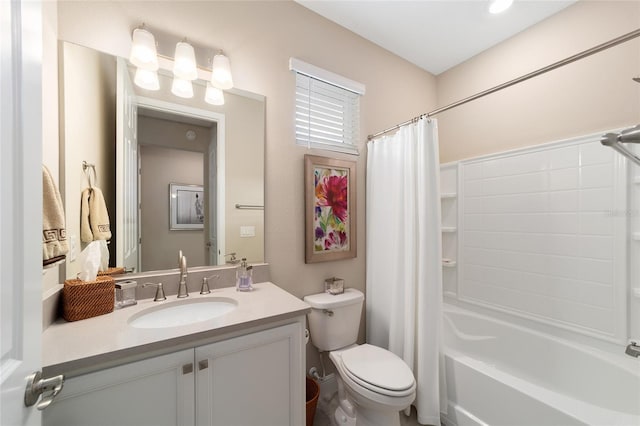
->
<box><xmin>489</xmin><ymin>0</ymin><xmax>513</xmax><ymax>14</ymax></box>
<box><xmin>205</xmin><ymin>83</ymin><xmax>225</xmax><ymax>105</ymax></box>
<box><xmin>171</xmin><ymin>77</ymin><xmax>194</xmax><ymax>98</ymax></box>
<box><xmin>210</xmin><ymin>53</ymin><xmax>234</xmax><ymax>90</ymax></box>
<box><xmin>134</xmin><ymin>68</ymin><xmax>160</xmax><ymax>91</ymax></box>
<box><xmin>129</xmin><ymin>28</ymin><xmax>159</xmax><ymax>71</ymax></box>
<box><xmin>173</xmin><ymin>41</ymin><xmax>198</xmax><ymax>81</ymax></box>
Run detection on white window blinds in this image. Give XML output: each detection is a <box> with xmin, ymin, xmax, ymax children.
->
<box><xmin>294</xmin><ymin>68</ymin><xmax>361</xmax><ymax>155</ymax></box>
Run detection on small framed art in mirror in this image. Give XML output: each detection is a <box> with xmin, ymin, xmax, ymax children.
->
<box><xmin>170</xmin><ymin>183</ymin><xmax>205</xmax><ymax>230</ymax></box>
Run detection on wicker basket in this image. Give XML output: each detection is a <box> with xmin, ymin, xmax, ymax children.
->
<box><xmin>63</xmin><ymin>276</ymin><xmax>115</xmax><ymax>321</ymax></box>
<box><xmin>97</xmin><ymin>267</ymin><xmax>126</xmax><ymax>276</ymax></box>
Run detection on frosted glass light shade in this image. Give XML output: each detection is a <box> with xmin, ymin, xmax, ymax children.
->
<box><xmin>129</xmin><ymin>28</ymin><xmax>159</xmax><ymax>71</ymax></box>
<box><xmin>205</xmin><ymin>83</ymin><xmax>225</xmax><ymax>105</ymax></box>
<box><xmin>171</xmin><ymin>77</ymin><xmax>194</xmax><ymax>98</ymax></box>
<box><xmin>173</xmin><ymin>41</ymin><xmax>198</xmax><ymax>80</ymax></box>
<box><xmin>210</xmin><ymin>53</ymin><xmax>234</xmax><ymax>90</ymax></box>
<box><xmin>489</xmin><ymin>0</ymin><xmax>513</xmax><ymax>14</ymax></box>
<box><xmin>134</xmin><ymin>68</ymin><xmax>160</xmax><ymax>91</ymax></box>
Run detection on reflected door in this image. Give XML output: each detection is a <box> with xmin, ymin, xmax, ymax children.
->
<box><xmin>116</xmin><ymin>58</ymin><xmax>140</xmax><ymax>272</ymax></box>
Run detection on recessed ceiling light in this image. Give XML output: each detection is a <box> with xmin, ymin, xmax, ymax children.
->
<box><xmin>489</xmin><ymin>0</ymin><xmax>513</xmax><ymax>14</ymax></box>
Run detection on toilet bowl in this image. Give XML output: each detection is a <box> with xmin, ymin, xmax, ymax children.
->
<box><xmin>303</xmin><ymin>289</ymin><xmax>416</xmax><ymax>426</ymax></box>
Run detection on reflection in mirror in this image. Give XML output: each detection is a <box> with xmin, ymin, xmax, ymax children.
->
<box><xmin>59</xmin><ymin>41</ymin><xmax>265</xmax><ymax>279</ymax></box>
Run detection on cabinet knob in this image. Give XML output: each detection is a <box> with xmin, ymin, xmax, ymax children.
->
<box><xmin>182</xmin><ymin>363</ymin><xmax>193</xmax><ymax>375</ymax></box>
<box><xmin>198</xmin><ymin>360</ymin><xmax>209</xmax><ymax>370</ymax></box>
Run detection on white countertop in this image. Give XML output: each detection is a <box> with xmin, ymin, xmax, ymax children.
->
<box><xmin>42</xmin><ymin>282</ymin><xmax>310</xmax><ymax>377</ymax></box>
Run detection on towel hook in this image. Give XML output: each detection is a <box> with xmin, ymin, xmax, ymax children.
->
<box><xmin>82</xmin><ymin>161</ymin><xmax>96</xmax><ymax>189</ymax></box>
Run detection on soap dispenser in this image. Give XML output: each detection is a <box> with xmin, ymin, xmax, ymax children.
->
<box><xmin>236</xmin><ymin>258</ymin><xmax>253</xmax><ymax>292</ymax></box>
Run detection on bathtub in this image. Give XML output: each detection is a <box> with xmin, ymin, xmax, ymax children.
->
<box><xmin>441</xmin><ymin>304</ymin><xmax>640</xmax><ymax>426</ymax></box>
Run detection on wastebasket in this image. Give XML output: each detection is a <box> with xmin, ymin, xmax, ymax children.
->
<box><xmin>306</xmin><ymin>376</ymin><xmax>320</xmax><ymax>426</ymax></box>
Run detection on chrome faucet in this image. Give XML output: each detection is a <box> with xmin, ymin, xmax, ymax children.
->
<box><xmin>177</xmin><ymin>251</ymin><xmax>189</xmax><ymax>298</ymax></box>
<box><xmin>201</xmin><ymin>274</ymin><xmax>220</xmax><ymax>294</ymax></box>
<box><xmin>626</xmin><ymin>341</ymin><xmax>640</xmax><ymax>358</ymax></box>
<box><xmin>224</xmin><ymin>252</ymin><xmax>239</xmax><ymax>264</ymax></box>
<box><xmin>142</xmin><ymin>282</ymin><xmax>166</xmax><ymax>302</ymax></box>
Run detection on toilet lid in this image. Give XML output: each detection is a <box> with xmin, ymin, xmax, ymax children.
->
<box><xmin>340</xmin><ymin>344</ymin><xmax>415</xmax><ymax>393</ymax></box>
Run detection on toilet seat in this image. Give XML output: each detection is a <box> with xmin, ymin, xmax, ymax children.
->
<box><xmin>338</xmin><ymin>344</ymin><xmax>415</xmax><ymax>397</ymax></box>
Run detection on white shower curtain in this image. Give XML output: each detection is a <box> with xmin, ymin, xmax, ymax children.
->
<box><xmin>366</xmin><ymin>118</ymin><xmax>446</xmax><ymax>425</ymax></box>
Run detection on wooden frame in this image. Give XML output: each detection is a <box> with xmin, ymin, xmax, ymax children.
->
<box><xmin>304</xmin><ymin>155</ymin><xmax>357</xmax><ymax>263</ymax></box>
<box><xmin>170</xmin><ymin>183</ymin><xmax>204</xmax><ymax>230</ymax></box>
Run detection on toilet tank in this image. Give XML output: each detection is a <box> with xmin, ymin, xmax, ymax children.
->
<box><xmin>303</xmin><ymin>288</ymin><xmax>364</xmax><ymax>352</ymax></box>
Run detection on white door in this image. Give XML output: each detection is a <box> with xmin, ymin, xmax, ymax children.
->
<box><xmin>115</xmin><ymin>58</ymin><xmax>140</xmax><ymax>273</ymax></box>
<box><xmin>1</xmin><ymin>1</ymin><xmax>53</xmax><ymax>425</ymax></box>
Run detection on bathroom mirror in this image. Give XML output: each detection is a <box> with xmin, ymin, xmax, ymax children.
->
<box><xmin>59</xmin><ymin>41</ymin><xmax>265</xmax><ymax>278</ymax></box>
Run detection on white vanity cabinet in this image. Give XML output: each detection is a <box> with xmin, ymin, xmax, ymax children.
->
<box><xmin>43</xmin><ymin>321</ymin><xmax>304</xmax><ymax>426</ymax></box>
<box><xmin>196</xmin><ymin>322</ymin><xmax>304</xmax><ymax>425</ymax></box>
<box><xmin>43</xmin><ymin>349</ymin><xmax>195</xmax><ymax>426</ymax></box>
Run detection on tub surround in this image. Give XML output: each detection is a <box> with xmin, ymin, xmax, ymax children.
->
<box><xmin>443</xmin><ymin>304</ymin><xmax>640</xmax><ymax>426</ymax></box>
<box><xmin>42</xmin><ymin>281</ymin><xmax>310</xmax><ymax>378</ymax></box>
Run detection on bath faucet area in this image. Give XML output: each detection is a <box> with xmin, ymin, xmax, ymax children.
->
<box><xmin>178</xmin><ymin>251</ymin><xmax>189</xmax><ymax>298</ymax></box>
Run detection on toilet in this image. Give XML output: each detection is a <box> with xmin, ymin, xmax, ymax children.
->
<box><xmin>304</xmin><ymin>288</ymin><xmax>416</xmax><ymax>426</ymax></box>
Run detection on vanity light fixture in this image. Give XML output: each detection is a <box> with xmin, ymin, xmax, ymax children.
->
<box><xmin>210</xmin><ymin>52</ymin><xmax>234</xmax><ymax>90</ymax></box>
<box><xmin>173</xmin><ymin>40</ymin><xmax>198</xmax><ymax>81</ymax></box>
<box><xmin>134</xmin><ymin>68</ymin><xmax>160</xmax><ymax>91</ymax></box>
<box><xmin>205</xmin><ymin>83</ymin><xmax>225</xmax><ymax>105</ymax></box>
<box><xmin>488</xmin><ymin>0</ymin><xmax>513</xmax><ymax>14</ymax></box>
<box><xmin>129</xmin><ymin>25</ymin><xmax>234</xmax><ymax>103</ymax></box>
<box><xmin>171</xmin><ymin>77</ymin><xmax>194</xmax><ymax>98</ymax></box>
<box><xmin>129</xmin><ymin>26</ymin><xmax>159</xmax><ymax>71</ymax></box>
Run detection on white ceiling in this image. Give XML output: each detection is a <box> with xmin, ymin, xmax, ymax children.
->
<box><xmin>296</xmin><ymin>0</ymin><xmax>577</xmax><ymax>75</ymax></box>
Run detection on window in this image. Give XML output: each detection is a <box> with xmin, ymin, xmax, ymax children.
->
<box><xmin>290</xmin><ymin>58</ymin><xmax>365</xmax><ymax>155</ymax></box>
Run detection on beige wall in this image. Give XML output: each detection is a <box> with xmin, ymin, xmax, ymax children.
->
<box><xmin>437</xmin><ymin>0</ymin><xmax>640</xmax><ymax>163</ymax></box>
<box><xmin>55</xmin><ymin>0</ymin><xmax>436</xmax><ymax>368</ymax></box>
<box><xmin>59</xmin><ymin>42</ymin><xmax>116</xmax><ymax>280</ymax></box>
<box><xmin>140</xmin><ymin>145</ymin><xmax>205</xmax><ymax>271</ymax></box>
<box><xmin>55</xmin><ymin>10</ymin><xmax>434</xmax><ymax>281</ymax></box>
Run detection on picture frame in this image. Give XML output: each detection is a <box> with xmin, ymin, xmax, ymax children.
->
<box><xmin>304</xmin><ymin>155</ymin><xmax>357</xmax><ymax>263</ymax></box>
<box><xmin>169</xmin><ymin>183</ymin><xmax>205</xmax><ymax>230</ymax></box>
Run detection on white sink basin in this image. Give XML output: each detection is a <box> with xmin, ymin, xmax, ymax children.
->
<box><xmin>128</xmin><ymin>298</ymin><xmax>237</xmax><ymax>329</ymax></box>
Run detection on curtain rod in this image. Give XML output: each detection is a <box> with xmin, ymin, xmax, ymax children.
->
<box><xmin>368</xmin><ymin>28</ymin><xmax>640</xmax><ymax>141</ymax></box>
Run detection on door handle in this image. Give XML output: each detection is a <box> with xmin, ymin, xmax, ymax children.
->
<box><xmin>24</xmin><ymin>371</ymin><xmax>65</xmax><ymax>410</ymax></box>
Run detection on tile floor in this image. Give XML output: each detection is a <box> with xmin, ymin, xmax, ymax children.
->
<box><xmin>312</xmin><ymin>393</ymin><xmax>431</xmax><ymax>426</ymax></box>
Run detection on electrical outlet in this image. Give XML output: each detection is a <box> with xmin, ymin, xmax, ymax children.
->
<box><xmin>240</xmin><ymin>226</ymin><xmax>255</xmax><ymax>237</ymax></box>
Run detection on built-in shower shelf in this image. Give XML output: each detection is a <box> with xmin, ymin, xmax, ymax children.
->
<box><xmin>633</xmin><ymin>288</ymin><xmax>640</xmax><ymax>299</ymax></box>
<box><xmin>632</xmin><ymin>233</ymin><xmax>640</xmax><ymax>241</ymax></box>
<box><xmin>441</xmin><ymin>227</ymin><xmax>457</xmax><ymax>233</ymax></box>
<box><xmin>442</xmin><ymin>259</ymin><xmax>457</xmax><ymax>268</ymax></box>
<box><xmin>633</xmin><ymin>176</ymin><xmax>640</xmax><ymax>184</ymax></box>
<box><xmin>441</xmin><ymin>193</ymin><xmax>457</xmax><ymax>199</ymax></box>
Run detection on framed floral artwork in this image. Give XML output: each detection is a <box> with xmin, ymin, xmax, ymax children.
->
<box><xmin>304</xmin><ymin>155</ymin><xmax>357</xmax><ymax>263</ymax></box>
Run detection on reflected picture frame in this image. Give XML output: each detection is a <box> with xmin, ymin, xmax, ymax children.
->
<box><xmin>169</xmin><ymin>183</ymin><xmax>205</xmax><ymax>230</ymax></box>
<box><xmin>304</xmin><ymin>155</ymin><xmax>357</xmax><ymax>263</ymax></box>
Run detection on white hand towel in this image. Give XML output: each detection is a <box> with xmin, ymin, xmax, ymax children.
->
<box><xmin>43</xmin><ymin>165</ymin><xmax>69</xmax><ymax>262</ymax></box>
<box><xmin>80</xmin><ymin>187</ymin><xmax>112</xmax><ymax>242</ymax></box>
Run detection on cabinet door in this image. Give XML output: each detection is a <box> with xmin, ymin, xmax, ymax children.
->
<box><xmin>195</xmin><ymin>322</ymin><xmax>304</xmax><ymax>426</ymax></box>
<box><xmin>43</xmin><ymin>349</ymin><xmax>195</xmax><ymax>426</ymax></box>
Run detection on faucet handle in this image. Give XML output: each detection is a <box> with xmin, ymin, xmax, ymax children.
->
<box><xmin>201</xmin><ymin>274</ymin><xmax>220</xmax><ymax>294</ymax></box>
<box><xmin>142</xmin><ymin>282</ymin><xmax>166</xmax><ymax>302</ymax></box>
<box><xmin>224</xmin><ymin>252</ymin><xmax>238</xmax><ymax>264</ymax></box>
